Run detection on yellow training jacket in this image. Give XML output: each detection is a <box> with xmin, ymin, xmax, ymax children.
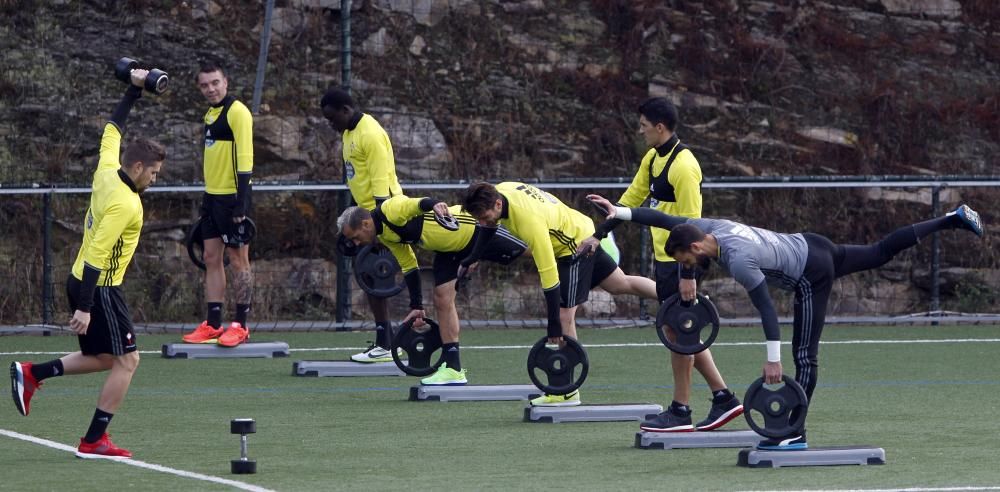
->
<box><xmin>495</xmin><ymin>182</ymin><xmax>594</xmax><ymax>290</ymax></box>
<box><xmin>376</xmin><ymin>196</ymin><xmax>477</xmax><ymax>274</ymax></box>
<box><xmin>616</xmin><ymin>136</ymin><xmax>702</xmax><ymax>262</ymax></box>
<box><xmin>71</xmin><ymin>123</ymin><xmax>144</xmax><ymax>286</ymax></box>
<box><xmin>343</xmin><ymin>113</ymin><xmax>402</xmax><ymax>210</ymax></box>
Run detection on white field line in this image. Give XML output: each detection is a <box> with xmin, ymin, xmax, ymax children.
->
<box><xmin>0</xmin><ymin>429</ymin><xmax>274</xmax><ymax>492</ymax></box>
<box><xmin>742</xmin><ymin>488</ymin><xmax>1000</xmax><ymax>492</ymax></box>
<box><xmin>3</xmin><ymin>338</ymin><xmax>1000</xmax><ymax>357</ymax></box>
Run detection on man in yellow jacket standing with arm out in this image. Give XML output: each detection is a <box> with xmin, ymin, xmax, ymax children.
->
<box><xmin>11</xmin><ymin>69</ymin><xmax>166</xmax><ymax>458</ymax></box>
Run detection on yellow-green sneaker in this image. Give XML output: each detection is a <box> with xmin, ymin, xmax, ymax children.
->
<box><xmin>420</xmin><ymin>363</ymin><xmax>468</xmax><ymax>386</ymax></box>
<box><xmin>529</xmin><ymin>391</ymin><xmax>581</xmax><ymax>407</ymax></box>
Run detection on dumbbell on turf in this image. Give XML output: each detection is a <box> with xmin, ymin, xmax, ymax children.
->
<box><xmin>114</xmin><ymin>57</ymin><xmax>169</xmax><ymax>94</ymax></box>
<box><xmin>231</xmin><ymin>418</ymin><xmax>257</xmax><ymax>474</ymax></box>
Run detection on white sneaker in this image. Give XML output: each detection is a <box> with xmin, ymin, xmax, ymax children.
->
<box><xmin>350</xmin><ymin>343</ymin><xmax>405</xmax><ymax>363</ymax></box>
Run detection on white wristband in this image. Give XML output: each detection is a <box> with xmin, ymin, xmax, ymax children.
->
<box><xmin>613</xmin><ymin>206</ymin><xmax>632</xmax><ymax>221</ymax></box>
<box><xmin>766</xmin><ymin>340</ymin><xmax>781</xmax><ymax>362</ymax></box>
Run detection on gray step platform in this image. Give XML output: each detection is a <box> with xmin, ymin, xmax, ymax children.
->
<box><xmin>293</xmin><ymin>360</ymin><xmax>405</xmax><ymax>377</ymax></box>
<box><xmin>635</xmin><ymin>430</ymin><xmax>763</xmax><ymax>450</ymax></box>
<box><xmin>410</xmin><ymin>385</ymin><xmax>542</xmax><ymax>402</ymax></box>
<box><xmin>738</xmin><ymin>446</ymin><xmax>886</xmax><ymax>468</ymax></box>
<box><xmin>524</xmin><ymin>404</ymin><xmax>663</xmax><ymax>423</ymax></box>
<box><xmin>162</xmin><ymin>342</ymin><xmax>289</xmax><ymax>359</ymax></box>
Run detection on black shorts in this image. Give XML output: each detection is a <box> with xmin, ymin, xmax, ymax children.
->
<box><xmin>66</xmin><ymin>276</ymin><xmax>137</xmax><ymax>356</ymax></box>
<box><xmin>200</xmin><ymin>193</ymin><xmax>251</xmax><ymax>244</ymax></box>
<box><xmin>654</xmin><ymin>260</ymin><xmax>705</xmax><ymax>302</ymax></box>
<box><xmin>433</xmin><ymin>227</ymin><xmax>528</xmax><ymax>286</ymax></box>
<box><xmin>557</xmin><ymin>249</ymin><xmax>618</xmax><ymax>308</ymax></box>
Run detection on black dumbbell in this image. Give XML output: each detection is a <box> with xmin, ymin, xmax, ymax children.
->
<box><xmin>114</xmin><ymin>58</ymin><xmax>138</xmax><ymax>82</ymax></box>
<box><xmin>114</xmin><ymin>57</ymin><xmax>169</xmax><ymax>94</ymax></box>
<box><xmin>230</xmin><ymin>418</ymin><xmax>257</xmax><ymax>474</ymax></box>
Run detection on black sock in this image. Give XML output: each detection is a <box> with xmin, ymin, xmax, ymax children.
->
<box><xmin>712</xmin><ymin>388</ymin><xmax>734</xmax><ymax>404</ymax></box>
<box><xmin>442</xmin><ymin>343</ymin><xmax>461</xmax><ymax>371</ymax></box>
<box><xmin>670</xmin><ymin>400</ymin><xmax>691</xmax><ymax>416</ymax></box>
<box><xmin>374</xmin><ymin>321</ymin><xmax>391</xmax><ymax>349</ymax></box>
<box><xmin>207</xmin><ymin>302</ymin><xmax>223</xmax><ymax>328</ymax></box>
<box><xmin>84</xmin><ymin>408</ymin><xmax>114</xmax><ymax>443</ymax></box>
<box><xmin>235</xmin><ymin>304</ymin><xmax>251</xmax><ymax>327</ymax></box>
<box><xmin>30</xmin><ymin>359</ymin><xmax>64</xmax><ymax>382</ymax></box>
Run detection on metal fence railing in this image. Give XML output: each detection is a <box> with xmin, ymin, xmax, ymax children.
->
<box><xmin>1</xmin><ymin>176</ymin><xmax>998</xmax><ymax>331</ymax></box>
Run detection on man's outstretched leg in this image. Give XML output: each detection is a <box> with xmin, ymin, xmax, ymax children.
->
<box><xmin>836</xmin><ymin>204</ymin><xmax>985</xmax><ymax>278</ymax></box>
<box><xmin>10</xmin><ymin>352</ymin><xmax>116</xmax><ymax>416</ymax></box>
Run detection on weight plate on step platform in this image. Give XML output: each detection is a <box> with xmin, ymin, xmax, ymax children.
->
<box><xmin>744</xmin><ymin>375</ymin><xmax>809</xmax><ymax>439</ymax></box>
<box><xmin>526</xmin><ymin>336</ymin><xmax>589</xmax><ymax>396</ymax></box>
<box><xmin>391</xmin><ymin>317</ymin><xmax>445</xmax><ymax>377</ymax></box>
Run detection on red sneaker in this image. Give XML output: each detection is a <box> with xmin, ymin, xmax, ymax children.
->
<box><xmin>182</xmin><ymin>321</ymin><xmax>224</xmax><ymax>344</ymax></box>
<box><xmin>218</xmin><ymin>322</ymin><xmax>249</xmax><ymax>347</ymax></box>
<box><xmin>76</xmin><ymin>433</ymin><xmax>132</xmax><ymax>459</ymax></box>
<box><xmin>9</xmin><ymin>361</ymin><xmax>41</xmax><ymax>416</ymax></box>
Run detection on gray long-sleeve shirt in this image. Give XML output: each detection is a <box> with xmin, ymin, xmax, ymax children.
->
<box><xmin>620</xmin><ymin>207</ymin><xmax>812</xmax><ymax>343</ymax></box>
<box><xmin>689</xmin><ymin>218</ymin><xmax>808</xmax><ymax>293</ymax></box>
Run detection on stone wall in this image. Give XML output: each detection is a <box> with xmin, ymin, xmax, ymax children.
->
<box><xmin>0</xmin><ymin>0</ymin><xmax>997</xmax><ymax>323</ymax></box>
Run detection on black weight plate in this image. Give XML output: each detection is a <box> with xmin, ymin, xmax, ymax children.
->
<box><xmin>186</xmin><ymin>217</ymin><xmax>208</xmax><ymax>271</ymax></box>
<box><xmin>526</xmin><ymin>336</ymin><xmax>589</xmax><ymax>396</ymax></box>
<box><xmin>655</xmin><ymin>293</ymin><xmax>720</xmax><ymax>355</ymax></box>
<box><xmin>391</xmin><ymin>318</ymin><xmax>445</xmax><ymax>377</ymax></box>
<box><xmin>743</xmin><ymin>375</ymin><xmax>809</xmax><ymax>439</ymax></box>
<box><xmin>185</xmin><ymin>216</ymin><xmax>232</xmax><ymax>271</ymax></box>
<box><xmin>353</xmin><ymin>244</ymin><xmax>405</xmax><ymax>298</ymax></box>
<box><xmin>222</xmin><ymin>217</ymin><xmax>256</xmax><ymax>248</ymax></box>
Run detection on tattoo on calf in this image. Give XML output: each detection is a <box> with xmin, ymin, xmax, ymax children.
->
<box><xmin>233</xmin><ymin>269</ymin><xmax>254</xmax><ymax>304</ymax></box>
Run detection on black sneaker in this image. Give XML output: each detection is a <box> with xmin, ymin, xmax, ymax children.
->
<box><xmin>640</xmin><ymin>408</ymin><xmax>694</xmax><ymax>432</ymax></box>
<box><xmin>756</xmin><ymin>432</ymin><xmax>808</xmax><ymax>451</ymax></box>
<box><xmin>695</xmin><ymin>395</ymin><xmax>744</xmax><ymax>431</ymax></box>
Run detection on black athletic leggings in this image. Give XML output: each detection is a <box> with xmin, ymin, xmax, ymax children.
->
<box><xmin>793</xmin><ymin>225</ymin><xmax>920</xmax><ymax>401</ymax></box>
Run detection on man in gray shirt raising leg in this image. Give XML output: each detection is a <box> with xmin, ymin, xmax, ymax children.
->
<box><xmin>588</xmin><ymin>194</ymin><xmax>985</xmax><ymax>451</ymax></box>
